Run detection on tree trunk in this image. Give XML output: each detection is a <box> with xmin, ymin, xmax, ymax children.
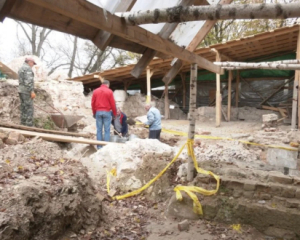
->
<box><xmin>120</xmin><ymin>3</ymin><xmax>300</xmax><ymax>25</ymax></box>
<box><xmin>187</xmin><ymin>63</ymin><xmax>197</xmax><ymax>182</ymax></box>
<box><xmin>68</xmin><ymin>36</ymin><xmax>78</xmax><ymax>78</ymax></box>
<box><xmin>214</xmin><ymin>61</ymin><xmax>300</xmax><ymax>70</ymax></box>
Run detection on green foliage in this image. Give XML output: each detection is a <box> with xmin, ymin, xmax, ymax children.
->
<box><xmin>34</xmin><ymin>117</ymin><xmax>55</xmax><ymax>130</ymax></box>
<box><xmin>199</xmin><ymin>0</ymin><xmax>299</xmax><ymax>48</ymax></box>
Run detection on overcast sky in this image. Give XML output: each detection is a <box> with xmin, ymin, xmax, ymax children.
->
<box><xmin>0</xmin><ymin>18</ymin><xmax>18</xmax><ymax>64</ymax></box>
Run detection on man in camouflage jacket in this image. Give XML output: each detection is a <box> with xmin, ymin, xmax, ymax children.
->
<box><xmin>18</xmin><ymin>57</ymin><xmax>36</xmax><ymax>126</ymax></box>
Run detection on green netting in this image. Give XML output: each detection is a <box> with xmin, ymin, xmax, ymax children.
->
<box><xmin>128</xmin><ymin>53</ymin><xmax>296</xmax><ymax>90</ymax></box>
<box><xmin>0</xmin><ymin>72</ymin><xmax>6</xmax><ymax>79</ymax></box>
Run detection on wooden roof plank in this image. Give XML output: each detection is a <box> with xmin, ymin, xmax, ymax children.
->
<box><xmin>25</xmin><ymin>0</ymin><xmax>221</xmax><ymax>74</ymax></box>
<box><xmin>92</xmin><ymin>0</ymin><xmax>136</xmax><ymax>51</ymax></box>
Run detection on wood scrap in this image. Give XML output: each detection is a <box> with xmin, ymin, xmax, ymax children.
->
<box><xmin>0</xmin><ymin>127</ymin><xmax>115</xmax><ymax>146</ymax></box>
<box><xmin>221</xmin><ymin>107</ymin><xmax>228</xmax><ymax>121</ymax></box>
<box><xmin>0</xmin><ymin>122</ymin><xmax>90</xmax><ymax>138</ymax></box>
<box><xmin>261</xmin><ymin>105</ymin><xmax>288</xmax><ymax>114</ymax></box>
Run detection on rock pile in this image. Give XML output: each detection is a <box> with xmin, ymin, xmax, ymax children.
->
<box><xmin>197</xmin><ymin>106</ymin><xmax>279</xmax><ymax>122</ymax></box>
<box><xmin>84</xmin><ymin>139</ymin><xmax>175</xmax><ymax>196</ymax></box>
<box><xmin>262</xmin><ymin>113</ymin><xmax>278</xmax><ymax>129</ymax></box>
<box><xmin>115</xmin><ymin>91</ymin><xmax>186</xmax><ymax>119</ymax></box>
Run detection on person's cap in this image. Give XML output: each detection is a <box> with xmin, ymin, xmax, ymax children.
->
<box><xmin>25</xmin><ymin>57</ymin><xmax>37</xmax><ymax>65</ymax></box>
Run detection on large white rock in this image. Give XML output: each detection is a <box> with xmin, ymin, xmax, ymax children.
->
<box><xmin>113</xmin><ymin>90</ymin><xmax>127</xmax><ymax>102</ymax></box>
<box><xmin>263</xmin><ymin>113</ymin><xmax>278</xmax><ymax>123</ymax></box>
<box><xmin>86</xmin><ymin>139</ymin><xmax>175</xmax><ymax>190</ymax></box>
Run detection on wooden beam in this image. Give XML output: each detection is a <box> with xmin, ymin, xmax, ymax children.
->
<box><xmin>124</xmin><ymin>80</ymin><xmax>132</xmax><ymax>92</ymax></box>
<box><xmin>213</xmin><ymin>50</ymin><xmax>222</xmax><ymax>127</ymax></box>
<box><xmin>180</xmin><ymin>72</ymin><xmax>187</xmax><ymax>109</ymax></box>
<box><xmin>262</xmin><ymin>105</ymin><xmax>288</xmax><ymax>114</ymax></box>
<box><xmin>162</xmin><ymin>0</ymin><xmax>233</xmax><ymax>84</ymax></box>
<box><xmin>164</xmin><ymin>84</ymin><xmax>170</xmax><ymax>120</ymax></box>
<box><xmin>291</xmin><ymin>27</ymin><xmax>300</xmax><ymax>130</ymax></box>
<box><xmin>0</xmin><ymin>127</ymin><xmax>115</xmax><ymax>146</ymax></box>
<box><xmin>146</xmin><ymin>67</ymin><xmax>152</xmax><ymax>103</ymax></box>
<box><xmin>93</xmin><ymin>0</ymin><xmax>136</xmax><ymax>51</ymax></box>
<box><xmin>0</xmin><ymin>0</ymin><xmax>17</xmax><ymax>21</ymax></box>
<box><xmin>0</xmin><ymin>122</ymin><xmax>90</xmax><ymax>138</ymax></box>
<box><xmin>187</xmin><ymin>63</ymin><xmax>197</xmax><ymax>181</ymax></box>
<box><xmin>227</xmin><ymin>70</ymin><xmax>232</xmax><ymax>121</ymax></box>
<box><xmin>121</xmin><ymin>3</ymin><xmax>300</xmax><ymax>25</ymax></box>
<box><xmin>241</xmin><ymin>77</ymin><xmax>274</xmax><ymax>107</ymax></box>
<box><xmin>210</xmin><ymin>49</ymin><xmax>233</xmax><ymax>61</ymax></box>
<box><xmin>235</xmin><ymin>70</ymin><xmax>240</xmax><ymax>108</ymax></box>
<box><xmin>258</xmin><ymin>77</ymin><xmax>294</xmax><ymax>107</ymax></box>
<box><xmin>27</xmin><ymin>0</ymin><xmax>221</xmax><ymax>74</ymax></box>
<box><xmin>0</xmin><ymin>61</ymin><xmax>18</xmax><ymax>79</ymax></box>
<box><xmin>130</xmin><ymin>0</ymin><xmax>196</xmax><ymax>79</ymax></box>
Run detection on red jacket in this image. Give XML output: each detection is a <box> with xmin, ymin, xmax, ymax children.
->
<box><xmin>91</xmin><ymin>85</ymin><xmax>117</xmax><ymax>116</ymax></box>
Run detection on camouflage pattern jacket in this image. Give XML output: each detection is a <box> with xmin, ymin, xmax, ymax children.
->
<box><xmin>18</xmin><ymin>63</ymin><xmax>34</xmax><ymax>94</ymax></box>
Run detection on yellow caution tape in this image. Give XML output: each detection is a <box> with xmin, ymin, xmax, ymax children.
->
<box><xmin>106</xmin><ymin>168</ymin><xmax>116</xmax><ymax>194</ymax></box>
<box><xmin>106</xmin><ymin>139</ymin><xmax>220</xmax><ymax>215</ymax></box>
<box><xmin>136</xmin><ymin>125</ymin><xmax>297</xmax><ymax>151</ymax></box>
<box><xmin>113</xmin><ymin>143</ymin><xmax>186</xmax><ymax>200</ymax></box>
<box><xmin>174</xmin><ymin>139</ymin><xmax>220</xmax><ymax>215</ymax></box>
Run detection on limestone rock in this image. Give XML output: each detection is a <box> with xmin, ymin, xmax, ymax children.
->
<box><xmin>0</xmin><ymin>132</ymin><xmax>8</xmax><ymax>141</ymax></box>
<box><xmin>263</xmin><ymin>114</ymin><xmax>278</xmax><ymax>123</ymax></box>
<box><xmin>166</xmin><ymin>193</ymin><xmax>200</xmax><ymax>220</ymax></box>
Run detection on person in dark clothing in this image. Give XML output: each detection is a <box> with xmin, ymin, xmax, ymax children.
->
<box><xmin>18</xmin><ymin>57</ymin><xmax>36</xmax><ymax>126</ymax></box>
<box><xmin>111</xmin><ymin>108</ymin><xmax>128</xmax><ymax>137</ymax></box>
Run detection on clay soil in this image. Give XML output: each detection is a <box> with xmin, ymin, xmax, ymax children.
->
<box><xmin>0</xmin><ymin>119</ymin><xmax>297</xmax><ymax>240</ymax></box>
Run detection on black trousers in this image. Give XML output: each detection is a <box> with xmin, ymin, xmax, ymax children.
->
<box><xmin>149</xmin><ymin>129</ymin><xmax>161</xmax><ymax>140</ymax></box>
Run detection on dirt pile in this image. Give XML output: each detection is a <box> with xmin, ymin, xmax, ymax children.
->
<box><xmin>0</xmin><ymin>81</ymin><xmax>57</xmax><ymax>128</ymax></box>
<box><xmin>0</xmin><ymin>138</ymin><xmax>103</xmax><ymax>240</ymax></box>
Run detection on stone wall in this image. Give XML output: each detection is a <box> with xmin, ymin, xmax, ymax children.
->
<box><xmin>197</xmin><ymin>106</ymin><xmax>280</xmax><ymax>122</ymax></box>
<box><xmin>167</xmin><ymin>161</ymin><xmax>300</xmax><ymax>239</ymax></box>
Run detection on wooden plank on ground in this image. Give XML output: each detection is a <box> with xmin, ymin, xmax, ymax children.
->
<box><xmin>0</xmin><ymin>122</ymin><xmax>90</xmax><ymax>138</ymax></box>
<box><xmin>261</xmin><ymin>105</ymin><xmax>288</xmax><ymax>114</ymax></box>
<box><xmin>0</xmin><ymin>127</ymin><xmax>113</xmax><ymax>146</ymax></box>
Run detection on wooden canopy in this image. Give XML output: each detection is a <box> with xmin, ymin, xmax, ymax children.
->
<box><xmin>0</xmin><ymin>0</ymin><xmax>224</xmax><ymax>75</ymax></box>
<box><xmin>71</xmin><ymin>24</ymin><xmax>300</xmax><ymax>89</ymax></box>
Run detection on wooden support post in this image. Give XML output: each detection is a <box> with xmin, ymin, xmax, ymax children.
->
<box><xmin>187</xmin><ymin>63</ymin><xmax>197</xmax><ymax>182</ymax></box>
<box><xmin>180</xmin><ymin>72</ymin><xmax>187</xmax><ymax>109</ymax></box>
<box><xmin>124</xmin><ymin>80</ymin><xmax>132</xmax><ymax>92</ymax></box>
<box><xmin>298</xmin><ymin>72</ymin><xmax>300</xmax><ymax>129</ymax></box>
<box><xmin>215</xmin><ymin>53</ymin><xmax>222</xmax><ymax>127</ymax></box>
<box><xmin>227</xmin><ymin>70</ymin><xmax>232</xmax><ymax>121</ymax></box>
<box><xmin>235</xmin><ymin>70</ymin><xmax>240</xmax><ymax>108</ymax></box>
<box><xmin>292</xmin><ymin>26</ymin><xmax>300</xmax><ymax>129</ymax></box>
<box><xmin>164</xmin><ymin>84</ymin><xmax>170</xmax><ymax>119</ymax></box>
<box><xmin>146</xmin><ymin>67</ymin><xmax>151</xmax><ymax>103</ymax></box>
<box><xmin>291</xmin><ymin>72</ymin><xmax>298</xmax><ymax>129</ymax></box>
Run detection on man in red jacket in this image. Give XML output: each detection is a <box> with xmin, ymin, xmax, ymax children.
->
<box><xmin>91</xmin><ymin>80</ymin><xmax>116</xmax><ymax>149</ymax></box>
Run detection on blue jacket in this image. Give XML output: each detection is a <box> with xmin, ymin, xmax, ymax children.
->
<box><xmin>145</xmin><ymin>107</ymin><xmax>161</xmax><ymax>130</ymax></box>
<box><xmin>111</xmin><ymin>112</ymin><xmax>128</xmax><ymax>135</ymax></box>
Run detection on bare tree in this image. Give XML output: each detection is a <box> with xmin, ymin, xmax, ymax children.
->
<box><xmin>15</xmin><ymin>21</ymin><xmax>52</xmax><ymax>58</ymax></box>
<box><xmin>68</xmin><ymin>36</ymin><xmax>78</xmax><ymax>78</ymax></box>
